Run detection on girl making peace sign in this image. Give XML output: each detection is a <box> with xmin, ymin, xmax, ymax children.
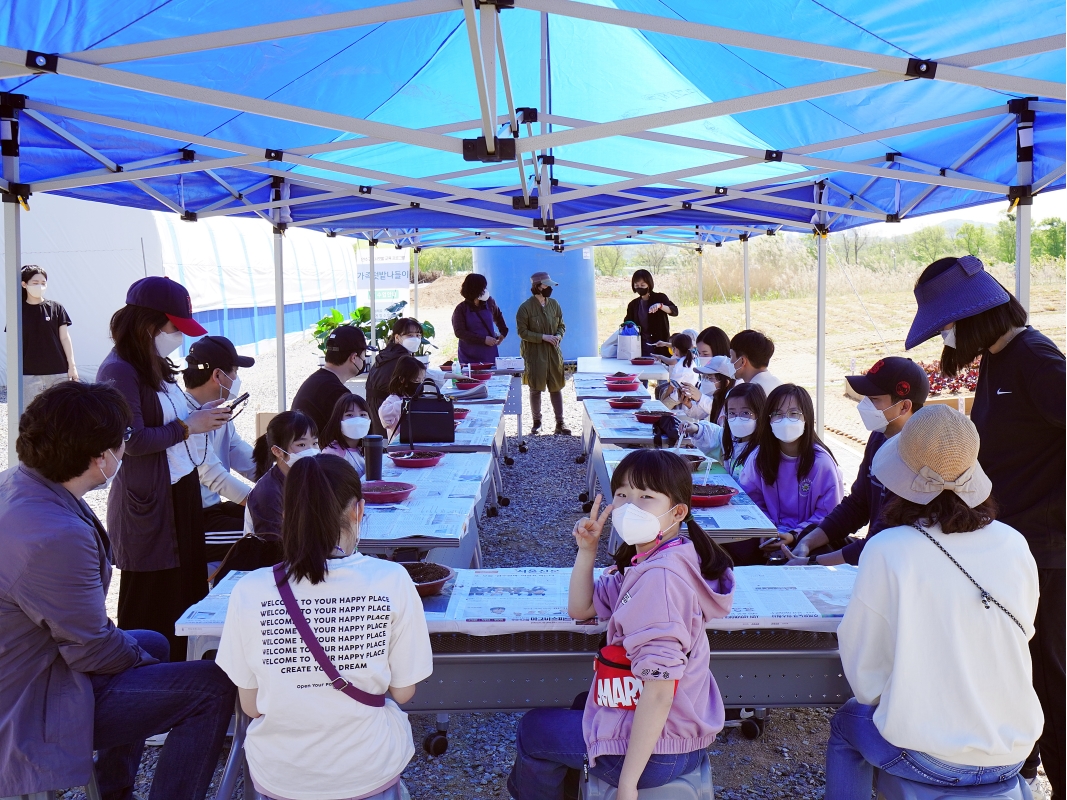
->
<box><xmin>506</xmin><ymin>450</ymin><xmax>735</xmax><ymax>800</ymax></box>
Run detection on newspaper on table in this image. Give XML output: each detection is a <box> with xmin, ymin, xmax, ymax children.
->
<box><xmin>443</xmin><ymin>374</ymin><xmax>511</xmax><ymax>404</ymax></box>
<box><xmin>176</xmin><ymin>565</ymin><xmax>857</xmax><ymax>639</ymax></box>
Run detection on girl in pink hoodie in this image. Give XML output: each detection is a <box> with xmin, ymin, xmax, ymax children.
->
<box><xmin>507</xmin><ymin>450</ymin><xmax>735</xmax><ymax>800</ymax></box>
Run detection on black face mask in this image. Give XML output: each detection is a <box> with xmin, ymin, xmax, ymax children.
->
<box><xmin>540</xmin><ymin>286</ymin><xmax>553</xmax><ymax>299</ymax></box>
<box><xmin>634</xmin><ymin>285</ymin><xmax>649</xmax><ymax>295</ymax></box>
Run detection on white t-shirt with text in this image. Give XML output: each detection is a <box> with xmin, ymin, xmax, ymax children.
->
<box><xmin>216</xmin><ymin>553</ymin><xmax>434</xmax><ymax>800</ymax></box>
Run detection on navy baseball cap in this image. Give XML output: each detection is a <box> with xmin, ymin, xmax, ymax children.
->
<box><xmin>846</xmin><ymin>357</ymin><xmax>929</xmax><ymax>405</ymax></box>
<box><xmin>326</xmin><ymin>324</ymin><xmax>372</xmax><ymax>356</ymax></box>
<box><xmin>186</xmin><ymin>335</ymin><xmax>254</xmax><ymax>374</ymax></box>
<box><xmin>126</xmin><ymin>276</ymin><xmax>207</xmax><ymax>336</ymax></box>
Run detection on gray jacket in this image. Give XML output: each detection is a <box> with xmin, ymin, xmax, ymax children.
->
<box><xmin>0</xmin><ymin>465</ymin><xmax>152</xmax><ymax>794</ymax></box>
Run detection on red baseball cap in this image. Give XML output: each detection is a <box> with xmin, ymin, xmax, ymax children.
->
<box><xmin>126</xmin><ymin>276</ymin><xmax>207</xmax><ymax>336</ymax></box>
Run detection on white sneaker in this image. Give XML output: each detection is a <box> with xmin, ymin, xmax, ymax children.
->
<box><xmin>1026</xmin><ymin>774</ymin><xmax>1049</xmax><ymax>800</ymax></box>
<box><xmin>145</xmin><ymin>731</ymin><xmax>169</xmax><ymax>747</ymax></box>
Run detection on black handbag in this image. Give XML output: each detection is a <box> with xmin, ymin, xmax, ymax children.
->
<box><xmin>396</xmin><ymin>379</ymin><xmax>455</xmax><ymax>445</ymax></box>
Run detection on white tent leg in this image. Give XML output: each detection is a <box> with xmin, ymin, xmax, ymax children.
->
<box><xmin>697</xmin><ymin>246</ymin><xmax>704</xmax><ymax>331</ymax></box>
<box><xmin>1014</xmin><ymin>106</ymin><xmax>1034</xmax><ymax>313</ymax></box>
<box><xmin>815</xmin><ymin>224</ymin><xmax>827</xmax><ymax>439</ymax></box>
<box><xmin>273</xmin><ymin>226</ymin><xmax>285</xmax><ymax>411</ymax></box>
<box><xmin>742</xmin><ymin>234</ymin><xmax>751</xmax><ymax>328</ymax></box>
<box><xmin>413</xmin><ymin>248</ymin><xmax>420</xmax><ymax>319</ymax></box>
<box><xmin>3</xmin><ymin>108</ymin><xmax>23</xmax><ymax>465</ymax></box>
<box><xmin>368</xmin><ymin>239</ymin><xmax>377</xmax><ymax>346</ymax></box>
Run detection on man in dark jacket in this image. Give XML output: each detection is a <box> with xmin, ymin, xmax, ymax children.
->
<box><xmin>292</xmin><ymin>324</ymin><xmax>369</xmax><ymax>434</ymax></box>
<box><xmin>779</xmin><ymin>357</ymin><xmax>928</xmax><ymax>566</ymax></box>
<box><xmin>0</xmin><ymin>382</ymin><xmax>234</xmax><ymax>798</ymax></box>
<box><xmin>623</xmin><ymin>269</ymin><xmax>678</xmax><ymax>357</ymax></box>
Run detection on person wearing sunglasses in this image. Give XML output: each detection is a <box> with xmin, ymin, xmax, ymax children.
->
<box><xmin>0</xmin><ymin>381</ymin><xmax>235</xmax><ymax>800</ymax></box>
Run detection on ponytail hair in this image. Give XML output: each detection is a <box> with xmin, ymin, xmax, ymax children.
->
<box><xmin>252</xmin><ymin>410</ymin><xmax>318</xmax><ymax>479</ymax></box>
<box><xmin>281</xmin><ymin>454</ymin><xmax>363</xmax><ymax>585</ymax></box>
<box><xmin>609</xmin><ymin>449</ymin><xmax>733</xmax><ymax>580</ymax></box>
<box><xmin>670</xmin><ymin>332</ymin><xmax>695</xmax><ymax>368</ymax></box>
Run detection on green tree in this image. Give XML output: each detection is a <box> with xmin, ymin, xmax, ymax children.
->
<box><xmin>594</xmin><ymin>246</ymin><xmax>627</xmax><ymax>276</ymax></box>
<box><xmin>410</xmin><ymin>247</ymin><xmax>473</xmax><ymax>276</ymax></box>
<box><xmin>954</xmin><ymin>222</ymin><xmax>988</xmax><ymax>257</ymax></box>
<box><xmin>631</xmin><ymin>243</ymin><xmax>671</xmax><ymax>274</ymax></box>
<box><xmin>1032</xmin><ymin>218</ymin><xmax>1066</xmax><ymax>260</ymax></box>
<box><xmin>909</xmin><ymin>225</ymin><xmax>951</xmax><ymax>265</ymax></box>
<box><xmin>992</xmin><ymin>213</ymin><xmax>1017</xmax><ymax>264</ymax></box>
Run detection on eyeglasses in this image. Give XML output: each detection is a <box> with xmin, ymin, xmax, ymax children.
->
<box><xmin>769</xmin><ymin>410</ymin><xmax>805</xmax><ymax>423</ymax></box>
<box><xmin>726</xmin><ymin>411</ymin><xmax>756</xmax><ymax>421</ymax></box>
<box><xmin>122</xmin><ymin>426</ymin><xmax>134</xmax><ymax>442</ymax></box>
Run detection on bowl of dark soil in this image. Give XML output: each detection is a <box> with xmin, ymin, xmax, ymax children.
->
<box><xmin>454</xmin><ymin>379</ymin><xmax>486</xmax><ymax>390</ymax></box>
<box><xmin>400</xmin><ymin>562</ymin><xmax>455</xmax><ymax>596</ymax></box>
<box><xmin>608</xmin><ymin>398</ymin><xmax>644</xmax><ymax>409</ymax></box>
<box><xmin>609</xmin><ymin>372</ymin><xmax>638</xmax><ymax>381</ymax></box>
<box><xmin>681</xmin><ymin>454</ymin><xmax>707</xmax><ymax>472</ymax></box>
<box><xmin>362</xmin><ymin>481</ymin><xmax>416</xmax><ymax>503</ymax></box>
<box><xmin>635</xmin><ymin>410</ymin><xmax>672</xmax><ymax>424</ymax></box>
<box><xmin>453</xmin><ymin>407</ymin><xmax>471</xmax><ymax>420</ymax></box>
<box><xmin>630</xmin><ymin>357</ymin><xmax>656</xmax><ymax>365</ymax></box>
<box><xmin>606</xmin><ymin>381</ymin><xmax>641</xmax><ymax>392</ymax></box>
<box><xmin>388</xmin><ymin>451</ymin><xmax>446</xmax><ymax>468</ymax></box>
<box><xmin>690</xmin><ymin>484</ymin><xmax>740</xmax><ymax>507</ymax></box>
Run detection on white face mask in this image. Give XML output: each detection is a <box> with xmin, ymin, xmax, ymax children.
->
<box><xmin>612</xmin><ymin>502</ymin><xmax>679</xmax><ymax>546</ymax></box>
<box><xmin>941</xmin><ymin>326</ymin><xmax>957</xmax><ymax>349</ymax></box>
<box><xmin>729</xmin><ymin>417</ymin><xmax>757</xmax><ymax>438</ymax></box>
<box><xmin>341</xmin><ymin>417</ymin><xmax>371</xmax><ymax>440</ymax></box>
<box><xmin>99</xmin><ymin>449</ymin><xmax>122</xmax><ymax>490</ymax></box>
<box><xmin>25</xmin><ymin>284</ymin><xmax>45</xmax><ymax>298</ymax></box>
<box><xmin>400</xmin><ymin>335</ymin><xmax>421</xmax><ymax>353</ymax></box>
<box><xmin>478</xmin><ymin>290</ymin><xmax>489</xmax><ymax>302</ymax></box>
<box><xmin>770</xmin><ymin>418</ymin><xmax>805</xmax><ymax>443</ymax></box>
<box><xmin>280</xmin><ymin>446</ymin><xmax>320</xmax><ymax>465</ymax></box>
<box><xmin>857</xmin><ymin>396</ymin><xmax>903</xmax><ymax>434</ymax></box>
<box><xmin>155</xmin><ymin>330</ymin><xmax>184</xmax><ymax>357</ymax></box>
<box><xmin>219</xmin><ymin>372</ymin><xmax>241</xmax><ymax>401</ymax></box>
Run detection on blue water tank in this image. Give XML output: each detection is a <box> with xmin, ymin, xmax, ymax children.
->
<box><xmin>472</xmin><ymin>246</ymin><xmax>597</xmax><ymax>361</ymax></box>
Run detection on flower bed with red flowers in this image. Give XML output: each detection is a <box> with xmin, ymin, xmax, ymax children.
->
<box><xmin>917</xmin><ymin>358</ymin><xmax>980</xmax><ymax>396</ymax></box>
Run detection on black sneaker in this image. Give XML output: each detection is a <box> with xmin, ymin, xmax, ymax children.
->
<box><xmin>531</xmin><ymin>419</ymin><xmax>542</xmax><ymax>434</ymax></box>
<box><xmin>554</xmin><ymin>422</ymin><xmax>572</xmax><ymax>436</ymax></box>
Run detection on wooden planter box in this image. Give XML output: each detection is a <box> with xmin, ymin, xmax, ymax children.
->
<box><xmin>844</xmin><ymin>379</ymin><xmax>974</xmax><ymax>415</ymax></box>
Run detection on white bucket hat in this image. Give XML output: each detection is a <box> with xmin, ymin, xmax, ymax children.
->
<box><xmin>872</xmin><ymin>405</ymin><xmax>992</xmax><ymax>508</ymax></box>
<box><xmin>694</xmin><ymin>355</ymin><xmax>736</xmax><ymax>380</ymax></box>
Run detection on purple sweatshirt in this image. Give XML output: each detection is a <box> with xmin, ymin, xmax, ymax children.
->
<box><xmin>582</xmin><ymin>541</ymin><xmax>734</xmax><ymax>763</ymax></box>
<box><xmin>739</xmin><ymin>446</ymin><xmax>843</xmax><ymax>534</ymax></box>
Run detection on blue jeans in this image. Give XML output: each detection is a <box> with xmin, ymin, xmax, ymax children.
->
<box><xmin>825</xmin><ymin>699</ymin><xmax>1025</xmax><ymax>800</ymax></box>
<box><xmin>90</xmin><ymin>630</ymin><xmax>236</xmax><ymax>800</ymax></box>
<box><xmin>506</xmin><ymin>708</ymin><xmax>704</xmax><ymax>800</ymax></box>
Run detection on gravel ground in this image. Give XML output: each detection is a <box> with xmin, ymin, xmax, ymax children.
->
<box><xmin>15</xmin><ymin>332</ymin><xmax>1049</xmax><ymax>800</ymax></box>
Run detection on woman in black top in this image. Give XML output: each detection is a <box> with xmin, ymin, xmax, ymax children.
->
<box><xmin>365</xmin><ymin>317</ymin><xmax>424</xmax><ymax>436</ymax></box>
<box><xmin>20</xmin><ymin>265</ymin><xmax>78</xmax><ymax>404</ymax></box>
<box><xmin>907</xmin><ymin>255</ymin><xmax>1065</xmax><ymax>797</ymax></box>
<box><xmin>623</xmin><ymin>269</ymin><xmax>678</xmax><ymax>357</ymax></box>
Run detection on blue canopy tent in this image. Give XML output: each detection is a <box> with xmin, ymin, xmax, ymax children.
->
<box><xmin>0</xmin><ymin>0</ymin><xmax>1063</xmax><ymax>457</ymax></box>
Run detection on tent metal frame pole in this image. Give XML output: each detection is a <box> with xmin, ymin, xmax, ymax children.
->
<box><xmin>697</xmin><ymin>246</ymin><xmax>704</xmax><ymax>331</ymax></box>
<box><xmin>413</xmin><ymin>247</ymin><xmax>420</xmax><ymax>320</ymax></box>
<box><xmin>273</xmin><ymin>221</ymin><xmax>286</xmax><ymax>412</ymax></box>
<box><xmin>1014</xmin><ymin>107</ymin><xmax>1034</xmax><ymax>312</ymax></box>
<box><xmin>367</xmin><ymin>237</ymin><xmax>378</xmax><ymax>348</ymax></box>
<box><xmin>742</xmin><ymin>235</ymin><xmax>751</xmax><ymax>329</ymax></box>
<box><xmin>461</xmin><ymin>0</ymin><xmax>497</xmax><ymax>153</ymax></box>
<box><xmin>815</xmin><ymin>185</ymin><xmax>828</xmax><ymax>439</ymax></box>
<box><xmin>2</xmin><ymin>108</ymin><xmax>23</xmax><ymax>464</ymax></box>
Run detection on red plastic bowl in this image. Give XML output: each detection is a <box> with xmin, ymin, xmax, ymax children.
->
<box><xmin>605</xmin><ymin>377</ymin><xmax>637</xmax><ymax>385</ymax></box>
<box><xmin>470</xmin><ymin>370</ymin><xmax>493</xmax><ymax>380</ymax></box>
<box><xmin>453</xmin><ymin>407</ymin><xmax>471</xmax><ymax>420</ymax></box>
<box><xmin>635</xmin><ymin>410</ymin><xmax>672</xmax><ymax>424</ymax></box>
<box><xmin>362</xmin><ymin>481</ymin><xmax>416</xmax><ymax>504</ymax></box>
<box><xmin>469</xmin><ymin>362</ymin><xmax>496</xmax><ymax>371</ymax></box>
<box><xmin>608</xmin><ymin>381</ymin><xmax>641</xmax><ymax>392</ymax></box>
<box><xmin>455</xmin><ymin>379</ymin><xmax>486</xmax><ymax>390</ymax></box>
<box><xmin>608</xmin><ymin>399</ymin><xmax>645</xmax><ymax>410</ymax></box>
<box><xmin>630</xmin><ymin>357</ymin><xmax>656</xmax><ymax>365</ymax></box>
<box><xmin>607</xmin><ymin>372</ymin><xmax>638</xmax><ymax>381</ymax></box>
<box><xmin>387</xmin><ymin>450</ymin><xmax>445</xmax><ymax>468</ymax></box>
<box><xmin>400</xmin><ymin>562</ymin><xmax>456</xmax><ymax>597</ymax></box>
<box><xmin>690</xmin><ymin>486</ymin><xmax>740</xmax><ymax>507</ymax></box>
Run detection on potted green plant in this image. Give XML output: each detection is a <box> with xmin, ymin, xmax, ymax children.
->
<box><xmin>313</xmin><ymin>303</ymin><xmax>436</xmax><ymax>361</ymax></box>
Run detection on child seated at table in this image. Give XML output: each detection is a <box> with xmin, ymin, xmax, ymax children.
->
<box><xmin>683</xmin><ymin>381</ymin><xmax>766</xmax><ymax>478</ymax></box>
<box><xmin>680</xmin><ymin>354</ymin><xmax>736</xmax><ymax>422</ymax></box>
<box><xmin>321</xmin><ymin>393</ymin><xmax>372</xmax><ymax>476</ymax></box>
<box><xmin>217</xmin><ymin>454</ymin><xmax>433</xmax><ymax>800</ymax></box>
<box><xmin>246</xmin><ymin>411</ymin><xmax>318</xmax><ymax>534</ymax></box>
<box><xmin>736</xmin><ymin>384</ymin><xmax>843</xmax><ymax>566</ymax></box>
<box><xmin>507</xmin><ymin>449</ymin><xmax>735</xmax><ymax>800</ymax></box>
<box><xmin>379</xmin><ymin>355</ymin><xmax>426</xmax><ymax>440</ymax></box>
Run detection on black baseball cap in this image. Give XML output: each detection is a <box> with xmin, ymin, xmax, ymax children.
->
<box><xmin>186</xmin><ymin>335</ymin><xmax>255</xmax><ymax>374</ymax></box>
<box><xmin>326</xmin><ymin>324</ymin><xmax>373</xmax><ymax>356</ymax></box>
<box><xmin>126</xmin><ymin>276</ymin><xmax>207</xmax><ymax>336</ymax></box>
<box><xmin>846</xmin><ymin>357</ymin><xmax>929</xmax><ymax>405</ymax></box>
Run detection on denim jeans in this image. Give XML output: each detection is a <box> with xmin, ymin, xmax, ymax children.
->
<box><xmin>506</xmin><ymin>708</ymin><xmax>704</xmax><ymax>800</ymax></box>
<box><xmin>825</xmin><ymin>699</ymin><xmax>1025</xmax><ymax>800</ymax></box>
<box><xmin>90</xmin><ymin>630</ymin><xmax>236</xmax><ymax>800</ymax></box>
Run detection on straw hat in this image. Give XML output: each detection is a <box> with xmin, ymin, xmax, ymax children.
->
<box><xmin>872</xmin><ymin>405</ymin><xmax>992</xmax><ymax>508</ymax></box>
